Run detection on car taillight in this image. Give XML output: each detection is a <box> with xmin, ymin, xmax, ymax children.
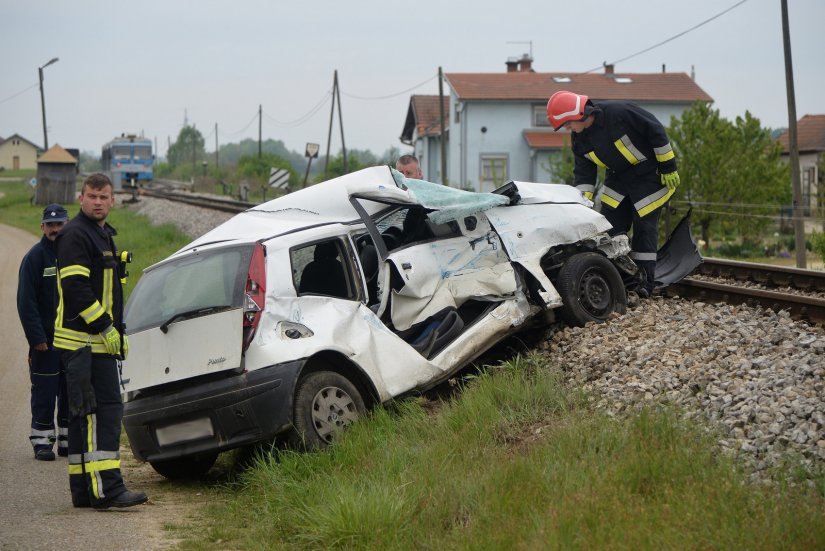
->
<box><xmin>242</xmin><ymin>243</ymin><xmax>266</xmax><ymax>351</ymax></box>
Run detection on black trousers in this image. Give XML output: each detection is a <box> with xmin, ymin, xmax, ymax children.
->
<box><xmin>29</xmin><ymin>347</ymin><xmax>69</xmax><ymax>454</ymax></box>
<box><xmin>601</xmin><ymin>198</ymin><xmax>661</xmax><ymax>292</ymax></box>
<box><xmin>63</xmin><ymin>351</ymin><xmax>127</xmax><ymax>507</ymax></box>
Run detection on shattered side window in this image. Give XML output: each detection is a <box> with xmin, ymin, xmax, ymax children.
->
<box><xmin>291</xmin><ymin>239</ymin><xmax>354</xmax><ymax>300</ymax></box>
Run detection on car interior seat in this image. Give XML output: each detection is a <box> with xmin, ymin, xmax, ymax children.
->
<box><xmin>298</xmin><ymin>241</ymin><xmax>349</xmax><ymax>298</ymax></box>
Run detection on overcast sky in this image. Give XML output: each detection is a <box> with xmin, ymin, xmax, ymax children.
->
<box><xmin>1</xmin><ymin>0</ymin><xmax>822</xmax><ymax>160</ymax></box>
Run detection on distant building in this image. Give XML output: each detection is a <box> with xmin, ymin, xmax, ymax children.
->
<box><xmin>401</xmin><ymin>56</ymin><xmax>714</xmax><ymax>191</ymax></box>
<box><xmin>0</xmin><ymin>133</ymin><xmax>42</xmax><ymax>171</ymax></box>
<box><xmin>777</xmin><ymin>114</ymin><xmax>825</xmax><ymax>216</ymax></box>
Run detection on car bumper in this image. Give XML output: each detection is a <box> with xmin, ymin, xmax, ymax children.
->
<box><xmin>123</xmin><ymin>360</ymin><xmax>302</xmax><ymax>462</ymax></box>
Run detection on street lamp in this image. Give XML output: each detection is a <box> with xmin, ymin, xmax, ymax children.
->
<box><xmin>38</xmin><ymin>57</ymin><xmax>59</xmax><ymax>150</ymax></box>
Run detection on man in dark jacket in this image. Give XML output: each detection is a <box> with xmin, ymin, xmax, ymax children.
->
<box><xmin>546</xmin><ymin>91</ymin><xmax>680</xmax><ymax>296</ymax></box>
<box><xmin>54</xmin><ymin>173</ymin><xmax>147</xmax><ymax>509</ymax></box>
<box><xmin>17</xmin><ymin>203</ymin><xmax>70</xmax><ymax>461</ymax></box>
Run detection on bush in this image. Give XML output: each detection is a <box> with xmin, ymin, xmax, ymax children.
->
<box><xmin>811</xmin><ymin>231</ymin><xmax>825</xmax><ymax>263</ymax></box>
<box><xmin>710</xmin><ymin>241</ymin><xmax>765</xmax><ymax>259</ymax></box>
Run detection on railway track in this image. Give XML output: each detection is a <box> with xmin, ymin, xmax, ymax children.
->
<box><xmin>127</xmin><ymin>179</ymin><xmax>255</xmax><ymax>213</ymax></box>
<box><xmin>664</xmin><ymin>258</ymin><xmax>825</xmax><ymax>325</ymax></box>
<box><xmin>133</xmin><ymin>183</ymin><xmax>825</xmax><ymax>324</ymax></box>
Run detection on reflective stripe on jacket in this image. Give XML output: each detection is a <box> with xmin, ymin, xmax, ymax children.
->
<box><xmin>572</xmin><ymin>100</ymin><xmax>677</xmax><ymax>217</ymax></box>
<box><xmin>54</xmin><ymin>211</ymin><xmax>123</xmax><ymax>354</ymax></box>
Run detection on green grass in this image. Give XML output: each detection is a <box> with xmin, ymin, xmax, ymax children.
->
<box><xmin>179</xmin><ymin>354</ymin><xmax>825</xmax><ymax>551</ymax></box>
<box><xmin>0</xmin><ymin>178</ymin><xmax>191</xmax><ymax>300</ymax></box>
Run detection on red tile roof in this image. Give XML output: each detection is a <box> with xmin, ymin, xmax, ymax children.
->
<box><xmin>523</xmin><ymin>131</ymin><xmax>573</xmax><ymax>149</ymax></box>
<box><xmin>412</xmin><ymin>95</ymin><xmax>449</xmax><ymax>137</ymax></box>
<box><xmin>777</xmin><ymin>114</ymin><xmax>825</xmax><ymax>153</ymax></box>
<box><xmin>445</xmin><ymin>72</ymin><xmax>713</xmax><ymax>103</ymax></box>
<box><xmin>400</xmin><ymin>95</ymin><xmax>449</xmax><ymax>142</ymax></box>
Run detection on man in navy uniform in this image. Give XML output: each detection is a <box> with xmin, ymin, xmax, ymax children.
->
<box><xmin>17</xmin><ymin>203</ymin><xmax>70</xmax><ymax>460</ymax></box>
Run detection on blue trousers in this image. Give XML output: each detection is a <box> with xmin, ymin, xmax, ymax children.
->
<box><xmin>29</xmin><ymin>347</ymin><xmax>69</xmax><ymax>455</ymax></box>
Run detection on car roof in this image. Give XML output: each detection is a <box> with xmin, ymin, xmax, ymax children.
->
<box><xmin>171</xmin><ymin>166</ymin><xmax>589</xmax><ymax>258</ymax></box>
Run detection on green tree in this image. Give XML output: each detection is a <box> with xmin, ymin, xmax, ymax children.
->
<box><xmin>317</xmin><ymin>150</ymin><xmax>368</xmax><ymax>182</ymax></box>
<box><xmin>167</xmin><ymin>126</ymin><xmax>206</xmax><ymax>170</ymax></box>
<box><xmin>236</xmin><ymin>153</ymin><xmax>299</xmax><ymax>190</ymax></box>
<box><xmin>541</xmin><ymin>136</ymin><xmax>575</xmax><ymax>185</ymax></box>
<box><xmin>668</xmin><ymin>103</ymin><xmax>790</xmax><ymax>245</ymax></box>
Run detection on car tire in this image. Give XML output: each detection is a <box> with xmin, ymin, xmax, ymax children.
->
<box><xmin>149</xmin><ymin>450</ymin><xmax>219</xmax><ymax>480</ymax></box>
<box><xmin>290</xmin><ymin>371</ymin><xmax>366</xmax><ymax>451</ymax></box>
<box><xmin>556</xmin><ymin>252</ymin><xmax>627</xmax><ymax>326</ymax></box>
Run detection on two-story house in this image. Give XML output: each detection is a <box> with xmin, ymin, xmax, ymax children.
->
<box><xmin>777</xmin><ymin>114</ymin><xmax>824</xmax><ymax>216</ymax></box>
<box><xmin>401</xmin><ymin>56</ymin><xmax>713</xmax><ymax>192</ymax></box>
<box><xmin>0</xmin><ymin>133</ymin><xmax>42</xmax><ymax>171</ymax></box>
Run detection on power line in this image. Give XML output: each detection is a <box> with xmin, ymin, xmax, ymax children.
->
<box><xmin>581</xmin><ymin>0</ymin><xmax>750</xmax><ymax>73</ymax></box>
<box><xmin>0</xmin><ymin>83</ymin><xmax>38</xmax><ymax>105</ymax></box>
<box><xmin>262</xmin><ymin>89</ymin><xmax>332</xmax><ymax>128</ymax></box>
<box><xmin>341</xmin><ymin>73</ymin><xmax>438</xmax><ymax>100</ymax></box>
<box><xmin>223</xmin><ymin>111</ymin><xmax>260</xmax><ymax>138</ymax></box>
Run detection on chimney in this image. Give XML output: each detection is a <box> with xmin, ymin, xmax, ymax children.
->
<box><xmin>518</xmin><ymin>53</ymin><xmax>533</xmax><ymax>72</ymax></box>
<box><xmin>505</xmin><ymin>58</ymin><xmax>518</xmax><ymax>73</ymax></box>
<box><xmin>604</xmin><ymin>63</ymin><xmax>614</xmax><ymax>75</ymax></box>
<box><xmin>662</xmin><ymin>64</ymin><xmax>666</xmax><ymax>73</ymax></box>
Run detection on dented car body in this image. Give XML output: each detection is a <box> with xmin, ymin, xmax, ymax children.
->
<box><xmin>121</xmin><ymin>166</ymin><xmax>647</xmax><ymax>479</ymax></box>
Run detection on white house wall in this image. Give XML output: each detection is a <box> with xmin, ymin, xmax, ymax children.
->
<box><xmin>445</xmin><ymin>90</ymin><xmax>690</xmax><ymax>193</ymax></box>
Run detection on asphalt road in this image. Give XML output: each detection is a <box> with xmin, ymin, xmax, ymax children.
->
<box><xmin>0</xmin><ymin>223</ymin><xmax>179</xmax><ymax>550</ymax></box>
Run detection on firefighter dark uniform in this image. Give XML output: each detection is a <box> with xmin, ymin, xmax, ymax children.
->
<box><xmin>16</xmin><ymin>206</ymin><xmax>69</xmax><ymax>460</ymax></box>
<box><xmin>54</xmin><ymin>207</ymin><xmax>131</xmax><ymax>508</ymax></box>
<box><xmin>547</xmin><ymin>92</ymin><xmax>679</xmax><ymax>294</ymax></box>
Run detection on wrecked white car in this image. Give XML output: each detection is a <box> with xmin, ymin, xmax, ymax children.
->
<box><xmin>121</xmin><ymin>166</ymin><xmax>646</xmax><ymax>479</ymax></box>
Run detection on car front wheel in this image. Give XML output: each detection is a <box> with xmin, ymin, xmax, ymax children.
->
<box><xmin>556</xmin><ymin>252</ymin><xmax>627</xmax><ymax>326</ymax></box>
<box><xmin>290</xmin><ymin>371</ymin><xmax>366</xmax><ymax>451</ymax></box>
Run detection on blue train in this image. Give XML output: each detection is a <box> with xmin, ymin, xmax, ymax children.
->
<box><xmin>101</xmin><ymin>134</ymin><xmax>153</xmax><ymax>189</ymax></box>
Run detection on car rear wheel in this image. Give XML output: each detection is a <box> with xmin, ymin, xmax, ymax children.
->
<box><xmin>149</xmin><ymin>450</ymin><xmax>219</xmax><ymax>480</ymax></box>
<box><xmin>556</xmin><ymin>252</ymin><xmax>626</xmax><ymax>326</ymax></box>
<box><xmin>290</xmin><ymin>371</ymin><xmax>365</xmax><ymax>451</ymax></box>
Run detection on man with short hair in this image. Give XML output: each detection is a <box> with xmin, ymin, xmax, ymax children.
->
<box><xmin>17</xmin><ymin>203</ymin><xmax>70</xmax><ymax>461</ymax></box>
<box><xmin>395</xmin><ymin>154</ymin><xmax>423</xmax><ymax>179</ymax></box>
<box><xmin>55</xmin><ymin>173</ymin><xmax>147</xmax><ymax>509</ymax></box>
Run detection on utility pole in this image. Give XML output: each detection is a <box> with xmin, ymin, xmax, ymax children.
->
<box><xmin>335</xmin><ymin>71</ymin><xmax>347</xmax><ymax>173</ymax></box>
<box><xmin>215</xmin><ymin>123</ymin><xmax>219</xmax><ymax>169</ymax></box>
<box><xmin>324</xmin><ymin>70</ymin><xmax>347</xmax><ymax>175</ymax></box>
<box><xmin>38</xmin><ymin>57</ymin><xmax>59</xmax><ymax>151</ymax></box>
<box><xmin>258</xmin><ymin>105</ymin><xmax>262</xmax><ymax>158</ymax></box>
<box><xmin>438</xmin><ymin>66</ymin><xmax>447</xmax><ymax>185</ymax></box>
<box><xmin>781</xmin><ymin>0</ymin><xmax>806</xmax><ymax>269</ymax></box>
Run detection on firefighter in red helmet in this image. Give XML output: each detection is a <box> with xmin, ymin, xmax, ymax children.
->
<box><xmin>546</xmin><ymin>90</ymin><xmax>680</xmax><ymax>297</ymax></box>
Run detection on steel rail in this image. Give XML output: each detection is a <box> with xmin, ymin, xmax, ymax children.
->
<box><xmin>697</xmin><ymin>257</ymin><xmax>825</xmax><ymax>292</ymax></box>
<box><xmin>664</xmin><ymin>277</ymin><xmax>825</xmax><ymax>325</ymax></box>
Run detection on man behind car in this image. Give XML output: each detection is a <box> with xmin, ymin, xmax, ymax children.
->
<box><xmin>395</xmin><ymin>154</ymin><xmax>423</xmax><ymax>179</ymax></box>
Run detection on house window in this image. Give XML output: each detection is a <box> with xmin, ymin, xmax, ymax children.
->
<box><xmin>533</xmin><ymin>105</ymin><xmax>550</xmax><ymax>127</ymax></box>
<box><xmin>480</xmin><ymin>154</ymin><xmax>508</xmax><ymax>191</ymax></box>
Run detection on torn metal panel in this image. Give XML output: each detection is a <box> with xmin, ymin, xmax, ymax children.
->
<box><xmin>485</xmin><ymin>203</ymin><xmax>613</xmax><ymax>262</ymax></box>
<box><xmin>385</xmin><ymin>233</ymin><xmax>515</xmax><ymax>331</ymax></box>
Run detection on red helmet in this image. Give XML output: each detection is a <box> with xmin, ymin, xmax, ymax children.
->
<box><xmin>546</xmin><ymin>91</ymin><xmax>588</xmax><ymax>130</ymax></box>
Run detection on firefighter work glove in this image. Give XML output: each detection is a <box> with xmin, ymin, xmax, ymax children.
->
<box><xmin>661</xmin><ymin>170</ymin><xmax>680</xmax><ymax>192</ymax></box>
<box><xmin>122</xmin><ymin>334</ymin><xmax>129</xmax><ymax>360</ymax></box>
<box><xmin>100</xmin><ymin>325</ymin><xmax>122</xmax><ymax>356</ymax></box>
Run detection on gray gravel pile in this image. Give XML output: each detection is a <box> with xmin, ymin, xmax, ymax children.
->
<box><xmin>123</xmin><ymin>195</ymin><xmax>234</xmax><ymax>239</ymax></box>
<box><xmin>543</xmin><ymin>296</ymin><xmax>825</xmax><ymax>478</ymax></box>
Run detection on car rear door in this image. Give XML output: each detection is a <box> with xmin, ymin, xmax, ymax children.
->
<box><xmin>122</xmin><ymin>244</ymin><xmax>254</xmax><ymax>392</ymax></box>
